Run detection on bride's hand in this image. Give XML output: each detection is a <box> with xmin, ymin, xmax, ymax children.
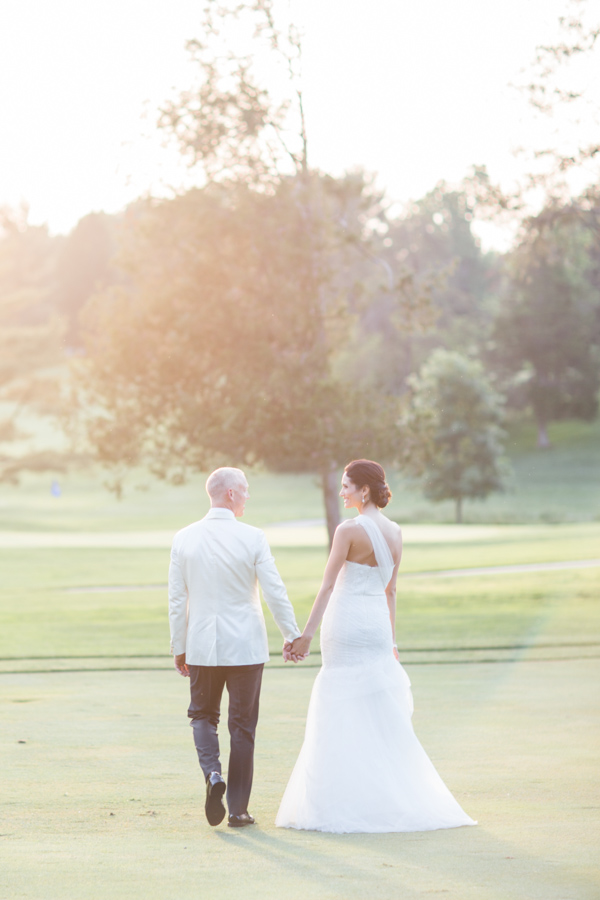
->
<box><xmin>393</xmin><ymin>645</ymin><xmax>400</xmax><ymax>662</ymax></box>
<box><xmin>290</xmin><ymin>634</ymin><xmax>312</xmax><ymax>662</ymax></box>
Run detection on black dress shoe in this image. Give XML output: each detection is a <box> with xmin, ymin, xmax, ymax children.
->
<box><xmin>205</xmin><ymin>772</ymin><xmax>226</xmax><ymax>826</ymax></box>
<box><xmin>227</xmin><ymin>812</ymin><xmax>255</xmax><ymax>828</ymax></box>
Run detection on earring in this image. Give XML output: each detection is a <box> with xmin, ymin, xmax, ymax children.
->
<box><xmin>362</xmin><ymin>495</ymin><xmax>366</xmax><ymax>504</ymax></box>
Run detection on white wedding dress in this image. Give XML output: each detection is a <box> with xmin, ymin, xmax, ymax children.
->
<box><xmin>276</xmin><ymin>515</ymin><xmax>476</xmax><ymax>833</ymax></box>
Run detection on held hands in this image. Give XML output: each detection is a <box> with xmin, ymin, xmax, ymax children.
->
<box><xmin>282</xmin><ymin>634</ymin><xmax>312</xmax><ymax>663</ymax></box>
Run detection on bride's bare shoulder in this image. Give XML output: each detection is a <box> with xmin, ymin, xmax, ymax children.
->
<box><xmin>331</xmin><ymin>519</ymin><xmax>359</xmax><ymax>549</ymax></box>
<box><xmin>336</xmin><ymin>518</ymin><xmax>360</xmax><ymax>534</ymax></box>
<box><xmin>379</xmin><ymin>515</ymin><xmax>402</xmax><ymax>545</ymax></box>
<box><xmin>337</xmin><ymin>518</ymin><xmax>366</xmax><ymax>539</ymax></box>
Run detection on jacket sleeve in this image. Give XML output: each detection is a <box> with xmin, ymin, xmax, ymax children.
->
<box><xmin>168</xmin><ymin>539</ymin><xmax>188</xmax><ymax>656</ymax></box>
<box><xmin>255</xmin><ymin>531</ymin><xmax>302</xmax><ymax>643</ymax></box>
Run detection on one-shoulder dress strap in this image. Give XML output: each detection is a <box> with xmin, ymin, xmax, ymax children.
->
<box><xmin>356</xmin><ymin>515</ymin><xmax>395</xmax><ymax>588</ymax></box>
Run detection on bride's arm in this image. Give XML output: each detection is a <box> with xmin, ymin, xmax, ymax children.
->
<box><xmin>385</xmin><ymin>566</ymin><xmax>400</xmax><ymax>661</ymax></box>
<box><xmin>386</xmin><ymin>529</ymin><xmax>403</xmax><ymax>660</ymax></box>
<box><xmin>289</xmin><ymin>524</ymin><xmax>353</xmax><ymax>659</ymax></box>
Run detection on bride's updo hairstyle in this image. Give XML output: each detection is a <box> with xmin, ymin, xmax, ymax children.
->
<box><xmin>344</xmin><ymin>459</ymin><xmax>392</xmax><ymax>509</ymax></box>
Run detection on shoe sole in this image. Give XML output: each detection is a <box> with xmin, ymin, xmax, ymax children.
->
<box><xmin>227</xmin><ymin>818</ymin><xmax>255</xmax><ymax>828</ymax></box>
<box><xmin>205</xmin><ymin>780</ymin><xmax>226</xmax><ymax>826</ymax></box>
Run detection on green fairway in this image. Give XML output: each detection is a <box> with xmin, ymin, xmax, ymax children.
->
<box><xmin>1</xmin><ymin>528</ymin><xmax>599</xmax><ymax>900</ymax></box>
<box><xmin>2</xmin><ymin>658</ymin><xmax>599</xmax><ymax>899</ymax></box>
<box><xmin>1</xmin><ymin>419</ymin><xmax>599</xmax><ymax>897</ymax></box>
<box><xmin>1</xmin><ymin>524</ymin><xmax>599</xmax><ymax>663</ymax></box>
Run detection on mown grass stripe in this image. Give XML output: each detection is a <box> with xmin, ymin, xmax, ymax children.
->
<box><xmin>3</xmin><ymin>654</ymin><xmax>600</xmax><ymax>674</ymax></box>
<box><xmin>1</xmin><ymin>641</ymin><xmax>599</xmax><ymax>662</ymax></box>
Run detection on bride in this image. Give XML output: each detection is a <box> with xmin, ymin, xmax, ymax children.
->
<box><xmin>276</xmin><ymin>459</ymin><xmax>476</xmax><ymax>834</ymax></box>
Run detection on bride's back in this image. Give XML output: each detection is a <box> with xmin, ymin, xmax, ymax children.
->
<box><xmin>343</xmin><ymin>515</ymin><xmax>402</xmax><ymax>568</ymax></box>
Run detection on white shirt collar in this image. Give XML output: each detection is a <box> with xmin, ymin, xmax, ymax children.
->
<box><xmin>205</xmin><ymin>507</ymin><xmax>236</xmax><ymax>520</ymax></box>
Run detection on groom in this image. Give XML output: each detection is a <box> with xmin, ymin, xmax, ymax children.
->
<box><xmin>168</xmin><ymin>467</ymin><xmax>301</xmax><ymax>827</ymax></box>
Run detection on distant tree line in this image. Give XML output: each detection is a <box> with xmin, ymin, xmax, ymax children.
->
<box><xmin>1</xmin><ymin>0</ymin><xmax>599</xmax><ymax>531</ymax></box>
<box><xmin>2</xmin><ymin>176</ymin><xmax>598</xmax><ymax>526</ymax></box>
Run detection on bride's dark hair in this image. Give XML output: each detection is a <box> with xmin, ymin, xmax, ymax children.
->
<box><xmin>344</xmin><ymin>459</ymin><xmax>392</xmax><ymax>508</ymax></box>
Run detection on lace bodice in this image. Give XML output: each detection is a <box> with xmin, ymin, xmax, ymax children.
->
<box><xmin>320</xmin><ymin>559</ymin><xmax>392</xmax><ymax>670</ymax></box>
<box><xmin>335</xmin><ymin>560</ymin><xmax>388</xmax><ymax>596</ymax></box>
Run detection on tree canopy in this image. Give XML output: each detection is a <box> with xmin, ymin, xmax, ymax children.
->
<box><xmin>0</xmin><ymin>208</ymin><xmax>66</xmax><ymax>482</ymax></box>
<box><xmin>54</xmin><ymin>212</ymin><xmax>115</xmax><ymax>348</ymax></box>
<box><xmin>77</xmin><ymin>0</ymin><xmax>436</xmax><ymax>542</ymax></box>
<box><xmin>79</xmin><ymin>175</ymin><xmax>410</xmax><ymax>542</ymax></box>
<box><xmin>491</xmin><ymin>211</ymin><xmax>600</xmax><ymax>446</ymax></box>
<box><xmin>402</xmin><ymin>349</ymin><xmax>510</xmax><ymax>523</ymax></box>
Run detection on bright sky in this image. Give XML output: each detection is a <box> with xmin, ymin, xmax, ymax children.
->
<box><xmin>0</xmin><ymin>0</ymin><xmax>594</xmax><ymax>247</ymax></box>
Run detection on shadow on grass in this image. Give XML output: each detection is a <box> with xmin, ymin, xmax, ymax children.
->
<box><xmin>214</xmin><ymin>823</ymin><xmax>598</xmax><ymax>900</ymax></box>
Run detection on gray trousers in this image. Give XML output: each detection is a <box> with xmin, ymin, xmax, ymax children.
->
<box><xmin>188</xmin><ymin>663</ymin><xmax>264</xmax><ymax>817</ymax></box>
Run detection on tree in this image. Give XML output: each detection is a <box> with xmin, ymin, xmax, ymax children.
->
<box><xmin>389</xmin><ymin>185</ymin><xmax>493</xmax><ymax>347</ymax></box>
<box><xmin>466</xmin><ymin>1</ymin><xmax>600</xmax><ymax>223</ymax></box>
<box><xmin>54</xmin><ymin>212</ymin><xmax>115</xmax><ymax>348</ymax></box>
<box><xmin>79</xmin><ymin>0</ymin><xmax>432</xmax><ymax>544</ymax></box>
<box><xmin>520</xmin><ymin>0</ymin><xmax>600</xmax><ymax>199</ymax></box>
<box><xmin>333</xmin><ymin>183</ymin><xmax>496</xmax><ymax>398</ymax></box>
<box><xmin>402</xmin><ymin>350</ymin><xmax>510</xmax><ymax>523</ymax></box>
<box><xmin>79</xmin><ymin>178</ymin><xmax>406</xmax><ymax>544</ymax></box>
<box><xmin>461</xmin><ymin>3</ymin><xmax>600</xmax><ymax>446</ymax></box>
<box><xmin>0</xmin><ymin>207</ymin><xmax>66</xmax><ymax>482</ymax></box>
<box><xmin>491</xmin><ymin>213</ymin><xmax>600</xmax><ymax>447</ymax></box>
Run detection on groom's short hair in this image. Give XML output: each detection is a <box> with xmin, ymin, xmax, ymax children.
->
<box><xmin>206</xmin><ymin>467</ymin><xmax>246</xmax><ymax>498</ymax></box>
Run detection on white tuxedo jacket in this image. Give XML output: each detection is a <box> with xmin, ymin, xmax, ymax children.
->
<box><xmin>168</xmin><ymin>507</ymin><xmax>301</xmax><ymax>666</ymax></box>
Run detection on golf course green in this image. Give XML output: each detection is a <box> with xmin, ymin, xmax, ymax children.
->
<box><xmin>1</xmin><ymin>423</ymin><xmax>599</xmax><ymax>898</ymax></box>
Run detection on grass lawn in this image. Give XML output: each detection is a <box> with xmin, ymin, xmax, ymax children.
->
<box><xmin>1</xmin><ymin>418</ymin><xmax>598</xmax><ymax>897</ymax></box>
<box><xmin>2</xmin><ymin>659</ymin><xmax>599</xmax><ymax>899</ymax></box>
<box><xmin>2</xmin><ymin>531</ymin><xmax>599</xmax><ymax>898</ymax></box>
<box><xmin>0</xmin><ymin>525</ymin><xmax>599</xmax><ymax>662</ymax></box>
<box><xmin>0</xmin><ymin>419</ymin><xmax>598</xmax><ymax>531</ymax></box>
<box><xmin>1</xmin><ymin>535</ymin><xmax>599</xmax><ymax>897</ymax></box>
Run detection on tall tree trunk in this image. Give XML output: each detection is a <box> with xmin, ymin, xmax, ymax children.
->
<box><xmin>321</xmin><ymin>465</ymin><xmax>341</xmax><ymax>549</ymax></box>
<box><xmin>455</xmin><ymin>495</ymin><xmax>462</xmax><ymax>524</ymax></box>
<box><xmin>536</xmin><ymin>420</ymin><xmax>551</xmax><ymax>449</ymax></box>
